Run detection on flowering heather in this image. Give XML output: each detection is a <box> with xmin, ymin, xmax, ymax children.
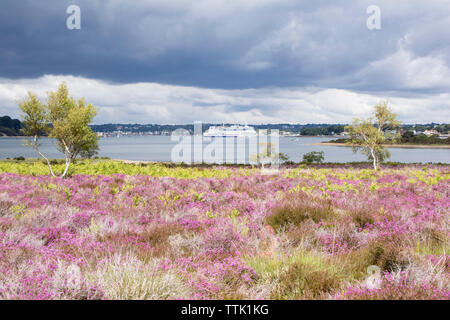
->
<box><xmin>0</xmin><ymin>161</ymin><xmax>448</xmax><ymax>299</ymax></box>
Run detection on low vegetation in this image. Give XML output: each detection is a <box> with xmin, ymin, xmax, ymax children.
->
<box><xmin>302</xmin><ymin>151</ymin><xmax>325</xmax><ymax>164</ymax></box>
<box><xmin>0</xmin><ymin>162</ymin><xmax>448</xmax><ymax>299</ymax></box>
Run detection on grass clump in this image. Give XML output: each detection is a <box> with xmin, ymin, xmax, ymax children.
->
<box><xmin>246</xmin><ymin>250</ymin><xmax>346</xmax><ymax>299</ymax></box>
<box><xmin>342</xmin><ymin>238</ymin><xmax>411</xmax><ymax>273</ymax></box>
<box><xmin>349</xmin><ymin>209</ymin><xmax>375</xmax><ymax>228</ymax></box>
<box><xmin>86</xmin><ymin>253</ymin><xmax>190</xmax><ymax>300</ymax></box>
<box><xmin>266</xmin><ymin>198</ymin><xmax>335</xmax><ymax>231</ymax></box>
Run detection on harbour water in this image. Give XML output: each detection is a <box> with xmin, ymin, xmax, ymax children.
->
<box><xmin>0</xmin><ymin>136</ymin><xmax>448</xmax><ymax>163</ymax></box>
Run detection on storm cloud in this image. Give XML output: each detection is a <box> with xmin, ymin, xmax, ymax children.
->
<box><xmin>0</xmin><ymin>1</ymin><xmax>449</xmax><ymax>123</ymax></box>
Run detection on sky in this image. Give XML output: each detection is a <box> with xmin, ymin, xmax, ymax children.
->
<box><xmin>0</xmin><ymin>0</ymin><xmax>449</xmax><ymax>124</ymax></box>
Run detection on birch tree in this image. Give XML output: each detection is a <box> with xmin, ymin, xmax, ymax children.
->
<box><xmin>19</xmin><ymin>82</ymin><xmax>98</xmax><ymax>177</ymax></box>
<box><xmin>345</xmin><ymin>102</ymin><xmax>400</xmax><ymax>170</ymax></box>
<box><xmin>250</xmin><ymin>142</ymin><xmax>279</xmax><ymax>169</ymax></box>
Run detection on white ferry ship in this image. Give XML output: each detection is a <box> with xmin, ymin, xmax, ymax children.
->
<box><xmin>203</xmin><ymin>125</ymin><xmax>257</xmax><ymax>137</ymax></box>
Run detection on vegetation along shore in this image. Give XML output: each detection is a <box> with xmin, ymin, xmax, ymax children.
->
<box><xmin>312</xmin><ymin>142</ymin><xmax>450</xmax><ymax>149</ymax></box>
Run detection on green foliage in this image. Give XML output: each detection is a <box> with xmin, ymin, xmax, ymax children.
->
<box><xmin>278</xmin><ymin>152</ymin><xmax>289</xmax><ymax>163</ymax></box>
<box><xmin>46</xmin><ymin>82</ymin><xmax>99</xmax><ymax>160</ymax></box>
<box><xmin>0</xmin><ymin>159</ymin><xmax>248</xmax><ymax>178</ymax></box>
<box><xmin>18</xmin><ymin>82</ymin><xmax>99</xmax><ymax>177</ymax></box>
<box><xmin>277</xmin><ymin>258</ymin><xmax>343</xmax><ymax>299</ymax></box>
<box><xmin>300</xmin><ymin>125</ymin><xmax>345</xmax><ymax>136</ymax></box>
<box><xmin>19</xmin><ymin>92</ymin><xmax>49</xmax><ymax>138</ymax></box>
<box><xmin>401</xmin><ymin>131</ymin><xmax>449</xmax><ymax>145</ymax></box>
<box><xmin>302</xmin><ymin>151</ymin><xmax>324</xmax><ymax>164</ymax></box>
<box><xmin>345</xmin><ymin>101</ymin><xmax>401</xmax><ymax>170</ymax></box>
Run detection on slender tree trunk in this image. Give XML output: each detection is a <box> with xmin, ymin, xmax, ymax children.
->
<box><xmin>60</xmin><ymin>140</ymin><xmax>72</xmax><ymax>178</ymax></box>
<box><xmin>60</xmin><ymin>156</ymin><xmax>71</xmax><ymax>178</ymax></box>
<box><xmin>31</xmin><ymin>136</ymin><xmax>73</xmax><ymax>178</ymax></box>
<box><xmin>370</xmin><ymin>148</ymin><xmax>378</xmax><ymax>170</ymax></box>
<box><xmin>32</xmin><ymin>135</ymin><xmax>56</xmax><ymax>177</ymax></box>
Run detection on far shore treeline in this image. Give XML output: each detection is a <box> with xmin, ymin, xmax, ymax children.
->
<box><xmin>0</xmin><ymin>116</ymin><xmax>22</xmax><ymax>136</ymax></box>
<box><xmin>1</xmin><ymin>115</ymin><xmax>449</xmax><ymax>140</ymax></box>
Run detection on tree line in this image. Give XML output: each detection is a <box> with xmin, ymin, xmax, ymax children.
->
<box><xmin>4</xmin><ymin>115</ymin><xmax>448</xmax><ymax>137</ymax></box>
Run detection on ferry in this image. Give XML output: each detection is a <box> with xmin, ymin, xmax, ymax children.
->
<box><xmin>203</xmin><ymin>125</ymin><xmax>257</xmax><ymax>137</ymax></box>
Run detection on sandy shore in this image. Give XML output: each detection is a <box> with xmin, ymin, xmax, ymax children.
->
<box><xmin>311</xmin><ymin>142</ymin><xmax>450</xmax><ymax>149</ymax></box>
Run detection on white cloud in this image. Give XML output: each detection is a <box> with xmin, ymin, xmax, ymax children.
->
<box><xmin>0</xmin><ymin>75</ymin><xmax>448</xmax><ymax>124</ymax></box>
<box><xmin>355</xmin><ymin>46</ymin><xmax>450</xmax><ymax>90</ymax></box>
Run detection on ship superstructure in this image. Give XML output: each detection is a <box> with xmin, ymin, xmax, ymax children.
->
<box><xmin>203</xmin><ymin>125</ymin><xmax>257</xmax><ymax>137</ymax></box>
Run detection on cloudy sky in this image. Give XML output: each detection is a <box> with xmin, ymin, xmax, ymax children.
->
<box><xmin>1</xmin><ymin>0</ymin><xmax>449</xmax><ymax>124</ymax></box>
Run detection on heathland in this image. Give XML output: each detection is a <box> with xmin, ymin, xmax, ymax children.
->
<box><xmin>0</xmin><ymin>160</ymin><xmax>448</xmax><ymax>299</ymax></box>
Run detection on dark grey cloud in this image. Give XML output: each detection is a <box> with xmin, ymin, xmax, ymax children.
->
<box><xmin>1</xmin><ymin>0</ymin><xmax>449</xmax><ymax>93</ymax></box>
<box><xmin>1</xmin><ymin>1</ymin><xmax>449</xmax><ymax>125</ymax></box>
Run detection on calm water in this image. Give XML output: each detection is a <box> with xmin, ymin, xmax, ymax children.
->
<box><xmin>0</xmin><ymin>136</ymin><xmax>448</xmax><ymax>163</ymax></box>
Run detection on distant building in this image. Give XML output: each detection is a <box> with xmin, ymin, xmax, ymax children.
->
<box><xmin>423</xmin><ymin>129</ymin><xmax>439</xmax><ymax>136</ymax></box>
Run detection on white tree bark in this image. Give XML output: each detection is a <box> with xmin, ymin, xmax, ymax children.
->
<box><xmin>60</xmin><ymin>139</ymin><xmax>72</xmax><ymax>178</ymax></box>
<box><xmin>370</xmin><ymin>148</ymin><xmax>378</xmax><ymax>170</ymax></box>
<box><xmin>32</xmin><ymin>135</ymin><xmax>56</xmax><ymax>177</ymax></box>
<box><xmin>31</xmin><ymin>136</ymin><xmax>73</xmax><ymax>178</ymax></box>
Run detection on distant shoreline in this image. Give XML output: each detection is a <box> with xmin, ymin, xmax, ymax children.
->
<box><xmin>311</xmin><ymin>142</ymin><xmax>450</xmax><ymax>149</ymax></box>
<box><xmin>0</xmin><ymin>136</ymin><xmax>27</xmax><ymax>138</ymax></box>
<box><xmin>113</xmin><ymin>159</ymin><xmax>154</xmax><ymax>164</ymax></box>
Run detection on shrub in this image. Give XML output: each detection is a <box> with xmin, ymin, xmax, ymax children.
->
<box><xmin>365</xmin><ymin>239</ymin><xmax>410</xmax><ymax>272</ymax></box>
<box><xmin>247</xmin><ymin>250</ymin><xmax>346</xmax><ymax>299</ymax></box>
<box><xmin>337</xmin><ymin>270</ymin><xmax>450</xmax><ymax>300</ymax></box>
<box><xmin>278</xmin><ymin>263</ymin><xmax>342</xmax><ymax>299</ymax></box>
<box><xmin>0</xmin><ymin>200</ymin><xmax>13</xmax><ymax>217</ymax></box>
<box><xmin>266</xmin><ymin>199</ymin><xmax>334</xmax><ymax>231</ymax></box>
<box><xmin>202</xmin><ymin>221</ymin><xmax>245</xmax><ymax>256</ymax></box>
<box><xmin>52</xmin><ymin>261</ymin><xmax>104</xmax><ymax>300</ymax></box>
<box><xmin>350</xmin><ymin>209</ymin><xmax>375</xmax><ymax>229</ymax></box>
<box><xmin>302</xmin><ymin>151</ymin><xmax>325</xmax><ymax>164</ymax></box>
<box><xmin>138</xmin><ymin>224</ymin><xmax>185</xmax><ymax>257</ymax></box>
